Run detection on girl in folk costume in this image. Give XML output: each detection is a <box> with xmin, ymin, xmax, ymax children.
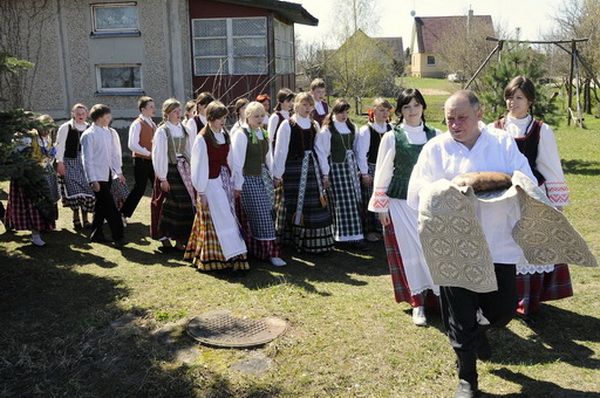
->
<box><xmin>186</xmin><ymin>91</ymin><xmax>214</xmax><ymax>140</ymax></box>
<box><xmin>231</xmin><ymin>102</ymin><xmax>286</xmax><ymax>267</ymax></box>
<box><xmin>272</xmin><ymin>92</ymin><xmax>334</xmax><ymax>254</ymax></box>
<box><xmin>55</xmin><ymin>103</ymin><xmax>95</xmax><ymax>229</ymax></box>
<box><xmin>256</xmin><ymin>93</ymin><xmax>271</xmax><ymax>128</ymax></box>
<box><xmin>267</xmin><ymin>88</ymin><xmax>295</xmax><ymax>167</ymax></box>
<box><xmin>310</xmin><ymin>78</ymin><xmax>329</xmax><ymax>127</ymax></box>
<box><xmin>489</xmin><ymin>76</ymin><xmax>572</xmax><ymax>317</ymax></box>
<box><xmin>368</xmin><ymin>89</ymin><xmax>440</xmax><ymax>326</ymax></box>
<box><xmin>355</xmin><ymin>98</ymin><xmax>394</xmax><ymax>242</ymax></box>
<box><xmin>151</xmin><ymin>98</ymin><xmax>196</xmax><ymax>252</ymax></box>
<box><xmin>185</xmin><ymin>101</ymin><xmax>249</xmax><ymax>271</ymax></box>
<box><xmin>230</xmin><ymin>98</ymin><xmax>249</xmax><ymax>135</ymax></box>
<box><xmin>315</xmin><ymin>99</ymin><xmax>366</xmax><ymax>249</ymax></box>
<box><xmin>183</xmin><ymin>100</ymin><xmax>196</xmax><ymax>124</ymax></box>
<box><xmin>5</xmin><ymin>115</ymin><xmax>59</xmax><ymax>246</ymax></box>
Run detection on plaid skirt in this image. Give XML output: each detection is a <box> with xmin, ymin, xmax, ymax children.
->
<box><xmin>5</xmin><ymin>179</ymin><xmax>55</xmax><ymax>232</ymax></box>
<box><xmin>236</xmin><ymin>196</ymin><xmax>280</xmax><ymax>260</ymax></box>
<box><xmin>44</xmin><ymin>163</ymin><xmax>60</xmax><ymax>204</ymax></box>
<box><xmin>185</xmin><ymin>199</ymin><xmax>249</xmax><ymax>271</ymax></box>
<box><xmin>156</xmin><ymin>163</ymin><xmax>194</xmax><ymax>241</ymax></box>
<box><xmin>330</xmin><ymin>161</ymin><xmax>363</xmax><ymax>242</ymax></box>
<box><xmin>516</xmin><ymin>263</ymin><xmax>573</xmax><ymax>316</ymax></box>
<box><xmin>362</xmin><ymin>163</ymin><xmax>382</xmax><ymax>234</ymax></box>
<box><xmin>383</xmin><ymin>217</ymin><xmax>439</xmax><ymax>308</ymax></box>
<box><xmin>282</xmin><ymin>158</ymin><xmax>333</xmax><ymax>253</ymax></box>
<box><xmin>59</xmin><ymin>156</ymin><xmax>95</xmax><ymax>212</ymax></box>
<box><xmin>110</xmin><ymin>178</ymin><xmax>130</xmax><ymax>210</ymax></box>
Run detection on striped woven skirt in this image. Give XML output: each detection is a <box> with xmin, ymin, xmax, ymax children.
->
<box><xmin>362</xmin><ymin>163</ymin><xmax>382</xmax><ymax>235</ymax></box>
<box><xmin>516</xmin><ymin>264</ymin><xmax>573</xmax><ymax>316</ymax></box>
<box><xmin>155</xmin><ymin>163</ymin><xmax>194</xmax><ymax>241</ymax></box>
<box><xmin>5</xmin><ymin>179</ymin><xmax>55</xmax><ymax>232</ymax></box>
<box><xmin>330</xmin><ymin>161</ymin><xmax>363</xmax><ymax>242</ymax></box>
<box><xmin>58</xmin><ymin>156</ymin><xmax>95</xmax><ymax>212</ymax></box>
<box><xmin>281</xmin><ymin>156</ymin><xmax>333</xmax><ymax>253</ymax></box>
<box><xmin>236</xmin><ymin>172</ymin><xmax>280</xmax><ymax>260</ymax></box>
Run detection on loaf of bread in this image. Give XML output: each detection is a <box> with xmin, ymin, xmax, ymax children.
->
<box><xmin>451</xmin><ymin>172</ymin><xmax>512</xmax><ymax>193</ymax></box>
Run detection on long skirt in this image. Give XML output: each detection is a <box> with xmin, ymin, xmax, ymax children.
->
<box><xmin>516</xmin><ymin>264</ymin><xmax>573</xmax><ymax>316</ymax></box>
<box><xmin>152</xmin><ymin>163</ymin><xmax>194</xmax><ymax>242</ymax></box>
<box><xmin>236</xmin><ymin>172</ymin><xmax>280</xmax><ymax>260</ymax></box>
<box><xmin>5</xmin><ymin>179</ymin><xmax>55</xmax><ymax>232</ymax></box>
<box><xmin>330</xmin><ymin>161</ymin><xmax>363</xmax><ymax>242</ymax></box>
<box><xmin>362</xmin><ymin>162</ymin><xmax>382</xmax><ymax>235</ymax></box>
<box><xmin>59</xmin><ymin>156</ymin><xmax>95</xmax><ymax>213</ymax></box>
<box><xmin>185</xmin><ymin>168</ymin><xmax>249</xmax><ymax>271</ymax></box>
<box><xmin>281</xmin><ymin>155</ymin><xmax>333</xmax><ymax>253</ymax></box>
<box><xmin>110</xmin><ymin>178</ymin><xmax>130</xmax><ymax>210</ymax></box>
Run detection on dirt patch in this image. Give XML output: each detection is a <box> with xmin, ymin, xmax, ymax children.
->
<box><xmin>419</xmin><ymin>88</ymin><xmax>451</xmax><ymax>96</ymax></box>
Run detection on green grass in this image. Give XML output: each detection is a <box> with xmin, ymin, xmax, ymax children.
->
<box><xmin>1</xmin><ymin>85</ymin><xmax>599</xmax><ymax>396</ymax></box>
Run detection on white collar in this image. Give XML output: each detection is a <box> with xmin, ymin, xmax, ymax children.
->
<box><xmin>400</xmin><ymin>122</ymin><xmax>424</xmax><ymax>135</ymax></box>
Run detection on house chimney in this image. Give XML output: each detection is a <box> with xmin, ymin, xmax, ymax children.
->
<box><xmin>467</xmin><ymin>6</ymin><xmax>473</xmax><ymax>35</ymax></box>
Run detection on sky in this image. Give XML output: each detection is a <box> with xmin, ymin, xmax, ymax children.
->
<box><xmin>293</xmin><ymin>0</ymin><xmax>565</xmax><ymax>48</ymax></box>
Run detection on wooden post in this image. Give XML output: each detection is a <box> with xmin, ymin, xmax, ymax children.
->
<box><xmin>567</xmin><ymin>40</ymin><xmax>575</xmax><ymax>126</ymax></box>
<box><xmin>464</xmin><ymin>41</ymin><xmax>502</xmax><ymax>89</ymax></box>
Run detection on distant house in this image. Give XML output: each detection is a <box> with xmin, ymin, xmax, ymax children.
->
<box><xmin>410</xmin><ymin>10</ymin><xmax>493</xmax><ymax>78</ymax></box>
<box><xmin>334</xmin><ymin>30</ymin><xmax>404</xmax><ymax>76</ymax></box>
<box><xmin>2</xmin><ymin>0</ymin><xmax>317</xmax><ymax>124</ymax></box>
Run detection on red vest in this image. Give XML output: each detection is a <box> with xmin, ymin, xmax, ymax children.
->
<box><xmin>206</xmin><ymin>138</ymin><xmax>230</xmax><ymax>179</ymax></box>
<box><xmin>133</xmin><ymin>117</ymin><xmax>155</xmax><ymax>159</ymax></box>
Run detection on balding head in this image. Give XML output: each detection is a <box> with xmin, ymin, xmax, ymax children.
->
<box><xmin>444</xmin><ymin>90</ymin><xmax>483</xmax><ymax>150</ymax></box>
<box><xmin>445</xmin><ymin>90</ymin><xmax>481</xmax><ymax>111</ymax></box>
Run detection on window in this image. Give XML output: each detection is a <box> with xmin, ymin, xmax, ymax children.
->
<box><xmin>192</xmin><ymin>17</ymin><xmax>267</xmax><ymax>76</ymax></box>
<box><xmin>91</xmin><ymin>2</ymin><xmax>139</xmax><ymax>36</ymax></box>
<box><xmin>96</xmin><ymin>64</ymin><xmax>143</xmax><ymax>94</ymax></box>
<box><xmin>427</xmin><ymin>55</ymin><xmax>436</xmax><ymax>65</ymax></box>
<box><xmin>274</xmin><ymin>19</ymin><xmax>294</xmax><ymax>74</ymax></box>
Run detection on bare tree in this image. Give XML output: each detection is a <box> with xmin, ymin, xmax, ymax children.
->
<box><xmin>329</xmin><ymin>0</ymin><xmax>380</xmax><ymax>45</ymax></box>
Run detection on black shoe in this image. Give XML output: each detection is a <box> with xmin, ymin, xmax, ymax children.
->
<box><xmin>113</xmin><ymin>238</ymin><xmax>126</xmax><ymax>248</ymax></box>
<box><xmin>477</xmin><ymin>332</ymin><xmax>492</xmax><ymax>361</ymax></box>
<box><xmin>90</xmin><ymin>234</ymin><xmax>108</xmax><ymax>243</ymax></box>
<box><xmin>352</xmin><ymin>240</ymin><xmax>369</xmax><ymax>251</ymax></box>
<box><xmin>455</xmin><ymin>379</ymin><xmax>478</xmax><ymax>398</ymax></box>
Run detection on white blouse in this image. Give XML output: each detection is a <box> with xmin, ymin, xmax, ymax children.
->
<box><xmin>152</xmin><ymin>121</ymin><xmax>193</xmax><ymax>181</ymax></box>
<box><xmin>191</xmin><ymin>129</ymin><xmax>231</xmax><ymax>195</ymax></box>
<box><xmin>487</xmin><ymin>114</ymin><xmax>569</xmax><ymax>206</ymax></box>
<box><xmin>407</xmin><ymin>127</ymin><xmax>536</xmax><ymax>264</ymax></box>
<box><xmin>80</xmin><ymin>123</ymin><xmax>123</xmax><ymax>183</ymax></box>
<box><xmin>185</xmin><ymin>114</ymin><xmax>206</xmax><ymax>144</ymax></box>
<box><xmin>267</xmin><ymin>110</ymin><xmax>289</xmax><ymax>145</ymax></box>
<box><xmin>355</xmin><ymin>121</ymin><xmax>393</xmax><ymax>175</ymax></box>
<box><xmin>230</xmin><ymin>124</ymin><xmax>269</xmax><ymax>190</ymax></box>
<box><xmin>55</xmin><ymin>119</ymin><xmax>88</xmax><ymax>162</ymax></box>
<box><xmin>314</xmin><ymin>100</ymin><xmax>327</xmax><ymax>116</ymax></box>
<box><xmin>314</xmin><ymin>120</ymin><xmax>358</xmax><ymax>176</ymax></box>
<box><xmin>271</xmin><ymin>115</ymin><xmax>319</xmax><ymax>179</ymax></box>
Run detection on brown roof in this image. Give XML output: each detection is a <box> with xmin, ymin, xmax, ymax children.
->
<box><xmin>374</xmin><ymin>37</ymin><xmax>404</xmax><ymax>60</ymax></box>
<box><xmin>213</xmin><ymin>0</ymin><xmax>318</xmax><ymax>26</ymax></box>
<box><xmin>414</xmin><ymin>15</ymin><xmax>493</xmax><ymax>53</ymax></box>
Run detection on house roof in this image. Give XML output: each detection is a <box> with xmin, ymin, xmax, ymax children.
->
<box><xmin>374</xmin><ymin>37</ymin><xmax>404</xmax><ymax>60</ymax></box>
<box><xmin>414</xmin><ymin>15</ymin><xmax>493</xmax><ymax>53</ymax></box>
<box><xmin>214</xmin><ymin>0</ymin><xmax>319</xmax><ymax>26</ymax></box>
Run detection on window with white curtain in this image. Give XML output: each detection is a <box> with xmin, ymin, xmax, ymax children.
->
<box><xmin>192</xmin><ymin>17</ymin><xmax>267</xmax><ymax>76</ymax></box>
<box><xmin>96</xmin><ymin>64</ymin><xmax>143</xmax><ymax>94</ymax></box>
<box><xmin>91</xmin><ymin>3</ymin><xmax>139</xmax><ymax>34</ymax></box>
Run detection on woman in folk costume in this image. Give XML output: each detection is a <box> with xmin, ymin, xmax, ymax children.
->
<box><xmin>315</xmin><ymin>99</ymin><xmax>366</xmax><ymax>250</ymax></box>
<box><xmin>151</xmin><ymin>98</ymin><xmax>196</xmax><ymax>252</ymax></box>
<box><xmin>368</xmin><ymin>89</ymin><xmax>440</xmax><ymax>326</ymax></box>
<box><xmin>185</xmin><ymin>101</ymin><xmax>249</xmax><ymax>271</ymax></box>
<box><xmin>489</xmin><ymin>75</ymin><xmax>572</xmax><ymax>317</ymax></box>
<box><xmin>231</xmin><ymin>102</ymin><xmax>286</xmax><ymax>267</ymax></box>
<box><xmin>183</xmin><ymin>100</ymin><xmax>196</xmax><ymax>124</ymax></box>
<box><xmin>256</xmin><ymin>93</ymin><xmax>271</xmax><ymax>128</ymax></box>
<box><xmin>309</xmin><ymin>78</ymin><xmax>329</xmax><ymax>127</ymax></box>
<box><xmin>55</xmin><ymin>103</ymin><xmax>95</xmax><ymax>229</ymax></box>
<box><xmin>355</xmin><ymin>98</ymin><xmax>394</xmax><ymax>242</ymax></box>
<box><xmin>230</xmin><ymin>98</ymin><xmax>249</xmax><ymax>135</ymax></box>
<box><xmin>272</xmin><ymin>92</ymin><xmax>334</xmax><ymax>254</ymax></box>
<box><xmin>5</xmin><ymin>115</ymin><xmax>59</xmax><ymax>246</ymax></box>
<box><xmin>186</xmin><ymin>91</ymin><xmax>214</xmax><ymax>141</ymax></box>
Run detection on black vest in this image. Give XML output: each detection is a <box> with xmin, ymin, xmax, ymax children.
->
<box><xmin>367</xmin><ymin>123</ymin><xmax>392</xmax><ymax>164</ymax></box>
<box><xmin>286</xmin><ymin>120</ymin><xmax>317</xmax><ymax>162</ymax></box>
<box><xmin>64</xmin><ymin>123</ymin><xmax>86</xmax><ymax>158</ymax></box>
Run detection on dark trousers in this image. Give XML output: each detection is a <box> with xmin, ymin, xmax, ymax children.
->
<box><xmin>121</xmin><ymin>157</ymin><xmax>155</xmax><ymax>218</ymax></box>
<box><xmin>440</xmin><ymin>264</ymin><xmax>518</xmax><ymax>385</ymax></box>
<box><xmin>91</xmin><ymin>179</ymin><xmax>124</xmax><ymax>241</ymax></box>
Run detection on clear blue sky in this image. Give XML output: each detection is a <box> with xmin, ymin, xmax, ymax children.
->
<box><xmin>294</xmin><ymin>0</ymin><xmax>565</xmax><ymax>47</ymax></box>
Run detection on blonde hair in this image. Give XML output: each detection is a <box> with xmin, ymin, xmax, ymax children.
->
<box><xmin>244</xmin><ymin>101</ymin><xmax>266</xmax><ymax>120</ymax></box>
<box><xmin>310</xmin><ymin>78</ymin><xmax>326</xmax><ymax>91</ymax></box>
<box><xmin>161</xmin><ymin>98</ymin><xmax>181</xmax><ymax>123</ymax></box>
<box><xmin>184</xmin><ymin>100</ymin><xmax>196</xmax><ymax>113</ymax></box>
<box><xmin>372</xmin><ymin>97</ymin><xmax>393</xmax><ymax>110</ymax></box>
<box><xmin>34</xmin><ymin>114</ymin><xmax>56</xmax><ymax>137</ymax></box>
<box><xmin>293</xmin><ymin>92</ymin><xmax>315</xmax><ymax>112</ymax></box>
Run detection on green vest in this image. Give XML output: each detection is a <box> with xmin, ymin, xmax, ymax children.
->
<box><xmin>329</xmin><ymin>121</ymin><xmax>355</xmax><ymax>163</ymax></box>
<box><xmin>164</xmin><ymin>124</ymin><xmax>190</xmax><ymax>165</ymax></box>
<box><xmin>387</xmin><ymin>125</ymin><xmax>437</xmax><ymax>200</ymax></box>
<box><xmin>242</xmin><ymin>127</ymin><xmax>268</xmax><ymax>176</ymax></box>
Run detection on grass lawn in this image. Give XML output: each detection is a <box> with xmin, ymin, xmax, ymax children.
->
<box><xmin>1</xmin><ymin>81</ymin><xmax>599</xmax><ymax>396</ymax></box>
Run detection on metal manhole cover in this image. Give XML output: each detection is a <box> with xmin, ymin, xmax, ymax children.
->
<box><xmin>187</xmin><ymin>310</ymin><xmax>287</xmax><ymax>348</ymax></box>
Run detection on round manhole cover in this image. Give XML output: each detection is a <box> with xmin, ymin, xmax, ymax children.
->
<box><xmin>187</xmin><ymin>310</ymin><xmax>287</xmax><ymax>348</ymax></box>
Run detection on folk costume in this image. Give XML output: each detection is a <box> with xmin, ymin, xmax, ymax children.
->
<box><xmin>150</xmin><ymin>121</ymin><xmax>195</xmax><ymax>243</ymax></box>
<box><xmin>272</xmin><ymin>115</ymin><xmax>334</xmax><ymax>253</ymax></box>
<box><xmin>356</xmin><ymin>120</ymin><xmax>393</xmax><ymax>237</ymax></box>
<box><xmin>231</xmin><ymin>124</ymin><xmax>281</xmax><ymax>260</ymax></box>
<box><xmin>55</xmin><ymin>120</ymin><xmax>95</xmax><ymax>215</ymax></box>
<box><xmin>186</xmin><ymin>114</ymin><xmax>206</xmax><ymax>142</ymax></box>
<box><xmin>268</xmin><ymin>109</ymin><xmax>291</xmax><ymax>237</ymax></box>
<box><xmin>315</xmin><ymin>120</ymin><xmax>364</xmax><ymax>242</ymax></box>
<box><xmin>491</xmin><ymin>115</ymin><xmax>573</xmax><ymax>316</ymax></box>
<box><xmin>121</xmin><ymin>115</ymin><xmax>157</xmax><ymax>218</ymax></box>
<box><xmin>185</xmin><ymin>129</ymin><xmax>249</xmax><ymax>271</ymax></box>
<box><xmin>311</xmin><ymin>99</ymin><xmax>329</xmax><ymax>127</ymax></box>
<box><xmin>80</xmin><ymin>124</ymin><xmax>125</xmax><ymax>242</ymax></box>
<box><xmin>407</xmin><ymin>126</ymin><xmax>535</xmax><ymax>392</ymax></box>
<box><xmin>368</xmin><ymin>123</ymin><xmax>439</xmax><ymax>307</ymax></box>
